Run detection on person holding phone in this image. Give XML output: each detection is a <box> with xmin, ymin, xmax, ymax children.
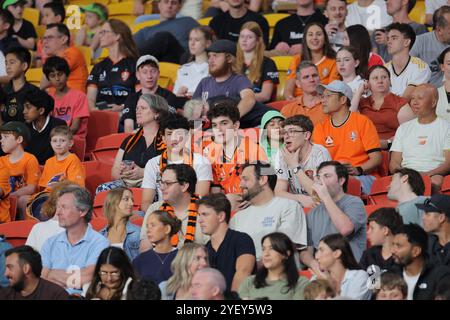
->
<box><xmin>323</xmin><ymin>0</ymin><xmax>348</xmax><ymax>51</ymax></box>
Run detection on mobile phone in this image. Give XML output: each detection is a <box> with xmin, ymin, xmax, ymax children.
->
<box><xmin>96</xmin><ymin>101</ymin><xmax>111</xmax><ymax>110</ymax></box>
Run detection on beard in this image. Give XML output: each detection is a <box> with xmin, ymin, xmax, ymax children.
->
<box><xmin>394</xmin><ymin>253</ymin><xmax>414</xmax><ymax>267</ymax></box>
<box><xmin>209</xmin><ymin>62</ymin><xmax>231</xmax><ymax>78</ymax></box>
<box><xmin>11</xmin><ymin>277</ymin><xmax>25</xmax><ymax>292</ymax></box>
<box><xmin>242</xmin><ymin>184</ymin><xmax>264</xmax><ymax>202</ymax></box>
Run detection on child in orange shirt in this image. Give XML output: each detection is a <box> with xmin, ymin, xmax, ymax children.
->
<box><xmin>0</xmin><ymin>121</ymin><xmax>40</xmax><ymax>220</ymax></box>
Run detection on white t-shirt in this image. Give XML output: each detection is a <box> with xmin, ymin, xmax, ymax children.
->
<box><xmin>425</xmin><ymin>0</ymin><xmax>448</xmax><ymax>14</ymax></box>
<box><xmin>142</xmin><ymin>153</ymin><xmax>213</xmax><ymax>202</ymax></box>
<box><xmin>173</xmin><ymin>61</ymin><xmax>209</xmax><ymax>95</ymax></box>
<box><xmin>274</xmin><ymin>143</ymin><xmax>331</xmax><ymax>195</ymax></box>
<box><xmin>345</xmin><ymin>0</ymin><xmax>393</xmax><ymax>31</ymax></box>
<box><xmin>25</xmin><ymin>218</ymin><xmax>65</xmax><ymax>252</ymax></box>
<box><xmin>403</xmin><ymin>270</ymin><xmax>421</xmax><ymax>300</ymax></box>
<box><xmin>385</xmin><ymin>56</ymin><xmax>432</xmax><ymax>96</ymax></box>
<box><xmin>229</xmin><ymin>197</ymin><xmax>307</xmax><ymax>260</ymax></box>
<box><xmin>346</xmin><ymin>75</ymin><xmax>365</xmax><ymax>93</ymax></box>
<box><xmin>390</xmin><ymin>117</ymin><xmax>450</xmax><ymax>172</ymax></box>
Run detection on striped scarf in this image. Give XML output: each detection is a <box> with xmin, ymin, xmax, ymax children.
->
<box><xmin>124</xmin><ymin>127</ymin><xmax>166</xmax><ymax>154</ymax></box>
<box><xmin>159</xmin><ymin>149</ymin><xmax>194</xmax><ymax>173</ymax></box>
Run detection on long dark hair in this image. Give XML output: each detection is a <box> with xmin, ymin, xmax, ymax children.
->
<box><xmin>301</xmin><ymin>22</ymin><xmax>336</xmax><ymax>62</ymax></box>
<box><xmin>320</xmin><ymin>234</ymin><xmax>360</xmax><ymax>270</ymax></box>
<box><xmin>346</xmin><ymin>24</ymin><xmax>372</xmax><ymax>78</ymax></box>
<box><xmin>254</xmin><ymin>232</ymin><xmax>299</xmax><ymax>293</ymax></box>
<box><xmin>85</xmin><ymin>247</ymin><xmax>137</xmax><ymax>300</ymax></box>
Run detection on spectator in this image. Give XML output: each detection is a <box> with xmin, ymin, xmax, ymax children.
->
<box><xmin>238</xmin><ymin>232</ymin><xmax>309</xmax><ymax>300</ymax></box>
<box><xmin>140</xmin><ymin>164</ymin><xmax>209</xmax><ymax>252</ymax></box>
<box><xmin>372</xmin><ymin>0</ymin><xmax>428</xmax><ymax>62</ymax></box>
<box><xmin>190</xmin><ymin>268</ymin><xmax>226</xmax><ymax>300</ymax></box>
<box><xmin>314</xmin><ymin>81</ymin><xmax>382</xmax><ymax>194</ymax></box>
<box><xmin>375</xmin><ymin>271</ymin><xmax>407</xmax><ymax>300</ymax></box>
<box><xmin>437</xmin><ymin>47</ymin><xmax>450</xmax><ymax>122</ymax></box>
<box><xmin>209</xmin><ymin>0</ymin><xmax>269</xmax><ymax>46</ymax></box>
<box><xmin>274</xmin><ymin>115</ymin><xmax>331</xmax><ymax>207</ymax></box>
<box><xmin>133</xmin><ymin>210</ymin><xmax>180</xmax><ymax>284</ymax></box>
<box><xmin>357</xmin><ymin>65</ymin><xmax>415</xmax><ymax>150</ymax></box>
<box><xmin>141</xmin><ymin>114</ymin><xmax>212</xmax><ymax>211</ymax></box>
<box><xmin>269</xmin><ymin>0</ymin><xmax>327</xmax><ymax>56</ymax></box>
<box><xmin>198</xmin><ymin>193</ymin><xmax>256</xmax><ymax>292</ymax></box>
<box><xmin>159</xmin><ymin>243</ymin><xmax>208</xmax><ymax>300</ymax></box>
<box><xmin>193</xmin><ymin>39</ymin><xmax>269</xmax><ymax>128</ymax></box>
<box><xmin>98</xmin><ymin>94</ymin><xmax>168</xmax><ymax>192</ymax></box>
<box><xmin>126</xmin><ymin>278</ymin><xmax>161</xmax><ymax>300</ymax></box>
<box><xmin>0</xmin><ymin>234</ymin><xmax>12</xmax><ymax>287</ymax></box>
<box><xmin>387</xmin><ymin>168</ymin><xmax>427</xmax><ymax>225</ymax></box>
<box><xmin>22</xmin><ymin>87</ymin><xmax>66</xmax><ymax>165</ymax></box>
<box><xmin>41</xmin><ymin>23</ymin><xmax>88</xmax><ymax>93</ymax></box>
<box><xmin>389</xmin><ymin>84</ymin><xmax>450</xmax><ymax>193</ymax></box>
<box><xmin>284</xmin><ymin>22</ymin><xmax>339</xmax><ymax>100</ymax></box>
<box><xmin>85</xmin><ymin>247</ymin><xmax>136</xmax><ymax>300</ymax></box>
<box><xmin>315</xmin><ymin>233</ymin><xmax>371</xmax><ymax>299</ymax></box>
<box><xmin>336</xmin><ymin>46</ymin><xmax>365</xmax><ymax>102</ymax></box>
<box><xmin>1</xmin><ymin>46</ymin><xmax>36</xmax><ymax>124</ymax></box>
<box><xmin>0</xmin><ymin>9</ymin><xmax>18</xmax><ymax>54</ymax></box>
<box><xmin>40</xmin><ymin>185</ymin><xmax>110</xmax><ymax>295</ymax></box>
<box><xmin>230</xmin><ymin>162</ymin><xmax>307</xmax><ymax>262</ymax></box>
<box><xmin>99</xmin><ymin>188</ymin><xmax>141</xmax><ymax>261</ymax></box>
<box><xmin>385</xmin><ymin>23</ymin><xmax>431</xmax><ymax>100</ymax></box>
<box><xmin>259</xmin><ymin>110</ymin><xmax>285</xmax><ymax>166</ymax></box>
<box><xmin>120</xmin><ymin>55</ymin><xmax>185</xmax><ymax>133</ymax></box>
<box><xmin>2</xmin><ymin>245</ymin><xmax>68</xmax><ymax>300</ymax></box>
<box><xmin>3</xmin><ymin>0</ymin><xmax>37</xmax><ymax>50</ymax></box>
<box><xmin>303</xmin><ymin>279</ymin><xmax>336</xmax><ymax>300</ymax></box>
<box><xmin>87</xmin><ymin>19</ymin><xmax>138</xmax><ymax>113</ymax></box>
<box><xmin>360</xmin><ymin>207</ymin><xmax>403</xmax><ymax>272</ymax></box>
<box><xmin>419</xmin><ymin>194</ymin><xmax>450</xmax><ymax>267</ymax></box>
<box><xmin>280</xmin><ymin>62</ymin><xmax>326</xmax><ymax>125</ymax></box>
<box><xmin>203</xmin><ymin>100</ymin><xmax>266</xmax><ymax>194</ymax></box>
<box><xmin>299</xmin><ymin>161</ymin><xmax>367</xmax><ymax>274</ymax></box>
<box><xmin>323</xmin><ymin>0</ymin><xmax>347</xmax><ymax>51</ymax></box>
<box><xmin>411</xmin><ymin>6</ymin><xmax>450</xmax><ymax>87</ymax></box>
<box><xmin>434</xmin><ymin>274</ymin><xmax>450</xmax><ymax>300</ymax></box>
<box><xmin>345</xmin><ymin>0</ymin><xmax>392</xmax><ymax>32</ymax></box>
<box><xmin>425</xmin><ymin>0</ymin><xmax>449</xmax><ymax>25</ymax></box>
<box><xmin>0</xmin><ymin>121</ymin><xmax>40</xmax><ymax>219</ymax></box>
<box><xmin>392</xmin><ymin>223</ymin><xmax>450</xmax><ymax>300</ymax></box>
<box><xmin>236</xmin><ymin>22</ymin><xmax>278</xmax><ymax>103</ymax></box>
<box><xmin>43</xmin><ymin>56</ymin><xmax>90</xmax><ymax>140</ymax></box>
<box><xmin>173</xmin><ymin>26</ymin><xmax>214</xmax><ymax>98</ymax></box>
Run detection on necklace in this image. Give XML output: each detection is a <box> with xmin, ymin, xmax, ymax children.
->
<box><xmin>297</xmin><ymin>14</ymin><xmax>313</xmax><ymax>28</ymax></box>
<box><xmin>152</xmin><ymin>249</ymin><xmax>176</xmax><ymax>265</ymax></box>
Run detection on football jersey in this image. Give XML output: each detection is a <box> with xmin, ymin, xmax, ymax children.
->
<box><xmin>385</xmin><ymin>56</ymin><xmax>431</xmax><ymax>96</ymax></box>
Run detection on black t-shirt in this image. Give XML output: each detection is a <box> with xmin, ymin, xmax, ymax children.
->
<box><xmin>25</xmin><ymin>116</ymin><xmax>67</xmax><ymax>165</ymax></box>
<box><xmin>242</xmin><ymin>56</ymin><xmax>279</xmax><ymax>94</ymax></box>
<box><xmin>0</xmin><ymin>34</ymin><xmax>19</xmax><ymax>54</ymax></box>
<box><xmin>119</xmin><ymin>131</ymin><xmax>164</xmax><ymax>168</ymax></box>
<box><xmin>209</xmin><ymin>10</ymin><xmax>270</xmax><ymax>47</ymax></box>
<box><xmin>428</xmin><ymin>234</ymin><xmax>450</xmax><ymax>267</ymax></box>
<box><xmin>206</xmin><ymin>229</ymin><xmax>256</xmax><ymax>291</ymax></box>
<box><xmin>359</xmin><ymin>245</ymin><xmax>399</xmax><ymax>273</ymax></box>
<box><xmin>15</xmin><ymin>19</ymin><xmax>37</xmax><ymax>41</ymax></box>
<box><xmin>0</xmin><ymin>279</ymin><xmax>69</xmax><ymax>300</ymax></box>
<box><xmin>1</xmin><ymin>82</ymin><xmax>39</xmax><ymax>123</ymax></box>
<box><xmin>269</xmin><ymin>9</ymin><xmax>328</xmax><ymax>49</ymax></box>
<box><xmin>87</xmin><ymin>57</ymin><xmax>137</xmax><ymax>106</ymax></box>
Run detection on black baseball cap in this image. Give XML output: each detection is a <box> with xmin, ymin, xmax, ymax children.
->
<box><xmin>416</xmin><ymin>194</ymin><xmax>450</xmax><ymax>218</ymax></box>
<box><xmin>0</xmin><ymin>121</ymin><xmax>31</xmax><ymax>143</ymax></box>
<box><xmin>23</xmin><ymin>87</ymin><xmax>55</xmax><ymax>116</ymax></box>
<box><xmin>206</xmin><ymin>40</ymin><xmax>237</xmax><ymax>56</ymax></box>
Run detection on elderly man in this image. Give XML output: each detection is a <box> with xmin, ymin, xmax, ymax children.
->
<box><xmin>190</xmin><ymin>268</ymin><xmax>227</xmax><ymax>300</ymax></box>
<box><xmin>40</xmin><ymin>185</ymin><xmax>110</xmax><ymax>295</ymax></box>
<box><xmin>390</xmin><ymin>84</ymin><xmax>450</xmax><ymax>193</ymax></box>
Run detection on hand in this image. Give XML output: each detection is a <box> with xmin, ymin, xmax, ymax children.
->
<box><xmin>374</xmin><ymin>30</ymin><xmax>387</xmax><ymax>45</ymax></box>
<box><xmin>109</xmin><ymin>104</ymin><xmax>124</xmax><ymax>112</ymax></box>
<box><xmin>355</xmin><ymin>80</ymin><xmax>368</xmax><ymax>97</ymax></box>
<box><xmin>324</xmin><ymin>22</ymin><xmax>338</xmax><ymax>37</ymax></box>
<box><xmin>274</xmin><ymin>42</ymin><xmax>291</xmax><ymax>54</ymax></box>
<box><xmin>133</xmin><ymin>0</ymin><xmax>145</xmax><ymax>15</ymax></box>
<box><xmin>288</xmin><ymin>44</ymin><xmax>302</xmax><ymax>55</ymax></box>
<box><xmin>121</xmin><ymin>166</ymin><xmax>144</xmax><ymax>180</ymax></box>
<box><xmin>342</xmin><ymin>162</ymin><xmax>359</xmax><ymax>176</ymax></box>
<box><xmin>281</xmin><ymin>146</ymin><xmax>300</xmax><ymax>168</ymax></box>
<box><xmin>312</xmin><ymin>180</ymin><xmax>331</xmax><ymax>202</ymax></box>
<box><xmin>176</xmin><ymin>86</ymin><xmax>189</xmax><ymax>97</ymax></box>
<box><xmin>297</xmin><ymin>194</ymin><xmax>320</xmax><ymax>208</ymax></box>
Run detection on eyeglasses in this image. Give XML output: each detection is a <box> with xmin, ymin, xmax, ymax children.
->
<box><xmin>99</xmin><ymin>30</ymin><xmax>114</xmax><ymax>36</ymax></box>
<box><xmin>157</xmin><ymin>179</ymin><xmax>179</xmax><ymax>188</ymax></box>
<box><xmin>321</xmin><ymin>92</ymin><xmax>341</xmax><ymax>99</ymax></box>
<box><xmin>42</xmin><ymin>35</ymin><xmax>61</xmax><ymax>41</ymax></box>
<box><xmin>283</xmin><ymin>130</ymin><xmax>306</xmax><ymax>137</ymax></box>
<box><xmin>99</xmin><ymin>270</ymin><xmax>121</xmax><ymax>278</ymax></box>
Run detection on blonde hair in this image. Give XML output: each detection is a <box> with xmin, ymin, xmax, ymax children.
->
<box><xmin>41</xmin><ymin>180</ymin><xmax>78</xmax><ymax>219</ymax></box>
<box><xmin>235</xmin><ymin>21</ymin><xmax>265</xmax><ymax>84</ymax></box>
<box><xmin>304</xmin><ymin>279</ymin><xmax>336</xmax><ymax>300</ymax></box>
<box><xmin>165</xmin><ymin>243</ymin><xmax>208</xmax><ymax>295</ymax></box>
<box><xmin>50</xmin><ymin>125</ymin><xmax>73</xmax><ymax>140</ymax></box>
<box><xmin>183</xmin><ymin>99</ymin><xmax>205</xmax><ymax>120</ymax></box>
<box><xmin>103</xmin><ymin>187</ymin><xmax>133</xmax><ymax>228</ymax></box>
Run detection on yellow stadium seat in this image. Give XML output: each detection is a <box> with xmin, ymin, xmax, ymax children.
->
<box><xmin>108</xmin><ymin>1</ymin><xmax>136</xmax><ymax>24</ymax></box>
<box><xmin>68</xmin><ymin>0</ymin><xmax>110</xmax><ymax>6</ymax></box>
<box><xmin>202</xmin><ymin>0</ymin><xmax>211</xmax><ymax>16</ymax></box>
<box><xmin>35</xmin><ymin>25</ymin><xmax>46</xmax><ymax>38</ymax></box>
<box><xmin>159</xmin><ymin>62</ymin><xmax>180</xmax><ymax>89</ymax></box>
<box><xmin>131</xmin><ymin>19</ymin><xmax>160</xmax><ymax>34</ymax></box>
<box><xmin>272</xmin><ymin>56</ymin><xmax>292</xmax><ymax>101</ymax></box>
<box><xmin>144</xmin><ymin>1</ymin><xmax>153</xmax><ymax>14</ymax></box>
<box><xmin>23</xmin><ymin>7</ymin><xmax>39</xmax><ymax>27</ymax></box>
<box><xmin>197</xmin><ymin>17</ymin><xmax>212</xmax><ymax>26</ymax></box>
<box><xmin>409</xmin><ymin>0</ymin><xmax>426</xmax><ymax>25</ymax></box>
<box><xmin>263</xmin><ymin>13</ymin><xmax>290</xmax><ymax>40</ymax></box>
<box><xmin>26</xmin><ymin>68</ymin><xmax>43</xmax><ymax>87</ymax></box>
<box><xmin>77</xmin><ymin>46</ymin><xmax>92</xmax><ymax>65</ymax></box>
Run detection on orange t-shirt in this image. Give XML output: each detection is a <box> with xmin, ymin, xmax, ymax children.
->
<box><xmin>312</xmin><ymin>112</ymin><xmax>381</xmax><ymax>167</ymax></box>
<box><xmin>39</xmin><ymin>153</ymin><xmax>85</xmax><ymax>191</ymax></box>
<box><xmin>287</xmin><ymin>55</ymin><xmax>340</xmax><ymax>97</ymax></box>
<box><xmin>0</xmin><ymin>152</ymin><xmax>40</xmax><ymax>192</ymax></box>
<box><xmin>280</xmin><ymin>97</ymin><xmax>327</xmax><ymax>125</ymax></box>
<box><xmin>204</xmin><ymin>136</ymin><xmax>267</xmax><ymax>194</ymax></box>
<box><xmin>0</xmin><ymin>161</ymin><xmax>11</xmax><ymax>223</ymax></box>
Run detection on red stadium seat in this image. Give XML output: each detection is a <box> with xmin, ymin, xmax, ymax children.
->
<box><xmin>90</xmin><ymin>217</ymin><xmax>107</xmax><ymax>231</ymax></box>
<box><xmin>0</xmin><ymin>220</ymin><xmax>38</xmax><ymax>247</ymax></box>
<box><xmin>299</xmin><ymin>269</ymin><xmax>313</xmax><ymax>279</ymax></box>
<box><xmin>9</xmin><ymin>195</ymin><xmax>17</xmax><ymax>221</ymax></box>
<box><xmin>364</xmin><ymin>204</ymin><xmax>386</xmax><ymax>218</ymax></box>
<box><xmin>442</xmin><ymin>175</ymin><xmax>450</xmax><ymax>195</ymax></box>
<box><xmin>347</xmin><ymin>177</ymin><xmax>362</xmax><ymax>198</ymax></box>
<box><xmin>86</xmin><ymin>110</ymin><xmax>119</xmax><ymax>159</ymax></box>
<box><xmin>91</xmin><ymin>133</ymin><xmax>131</xmax><ymax>165</ymax></box>
<box><xmin>377</xmin><ymin>150</ymin><xmax>390</xmax><ymax>177</ymax></box>
<box><xmin>267</xmin><ymin>100</ymin><xmax>290</xmax><ymax>112</ymax></box>
<box><xmin>82</xmin><ymin>160</ymin><xmax>113</xmax><ymax>196</ymax></box>
<box><xmin>71</xmin><ymin>136</ymin><xmax>86</xmax><ymax>161</ymax></box>
<box><xmin>93</xmin><ymin>188</ymin><xmax>143</xmax><ymax>218</ymax></box>
<box><xmin>130</xmin><ymin>215</ymin><xmax>144</xmax><ymax>227</ymax></box>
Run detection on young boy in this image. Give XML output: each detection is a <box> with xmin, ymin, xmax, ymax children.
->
<box><xmin>375</xmin><ymin>272</ymin><xmax>407</xmax><ymax>300</ymax></box>
<box><xmin>304</xmin><ymin>279</ymin><xmax>336</xmax><ymax>300</ymax></box>
<box><xmin>43</xmin><ymin>56</ymin><xmax>89</xmax><ymax>139</ymax></box>
<box><xmin>360</xmin><ymin>207</ymin><xmax>404</xmax><ymax>273</ymax></box>
<box><xmin>0</xmin><ymin>121</ymin><xmax>40</xmax><ymax>220</ymax></box>
<box><xmin>3</xmin><ymin>0</ymin><xmax>37</xmax><ymax>50</ymax></box>
<box><xmin>22</xmin><ymin>87</ymin><xmax>66</xmax><ymax>165</ymax></box>
<box><xmin>0</xmin><ymin>9</ymin><xmax>18</xmax><ymax>54</ymax></box>
<box><xmin>1</xmin><ymin>46</ymin><xmax>37</xmax><ymax>124</ymax></box>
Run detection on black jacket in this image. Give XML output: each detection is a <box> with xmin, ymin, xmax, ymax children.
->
<box><xmin>428</xmin><ymin>234</ymin><xmax>450</xmax><ymax>267</ymax></box>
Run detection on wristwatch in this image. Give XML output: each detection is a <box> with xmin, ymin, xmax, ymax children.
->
<box><xmin>292</xmin><ymin>165</ymin><xmax>302</xmax><ymax>174</ymax></box>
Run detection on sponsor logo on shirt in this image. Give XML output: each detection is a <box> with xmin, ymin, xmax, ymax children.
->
<box><xmin>9</xmin><ymin>175</ymin><xmax>25</xmax><ymax>192</ymax></box>
<box><xmin>111</xmin><ymin>67</ymin><xmax>119</xmax><ymax>72</ymax></box>
<box><xmin>121</xmin><ymin>71</ymin><xmax>130</xmax><ymax>82</ymax></box>
<box><xmin>290</xmin><ymin>32</ymin><xmax>303</xmax><ymax>40</ymax></box>
<box><xmin>325</xmin><ymin>136</ymin><xmax>334</xmax><ymax>147</ymax></box>
<box><xmin>267</xmin><ymin>71</ymin><xmax>279</xmax><ymax>79</ymax></box>
<box><xmin>262</xmin><ymin>216</ymin><xmax>275</xmax><ymax>228</ymax></box>
<box><xmin>54</xmin><ymin>106</ymin><xmax>72</xmax><ymax>122</ymax></box>
<box><xmin>349</xmin><ymin>131</ymin><xmax>357</xmax><ymax>142</ymax></box>
<box><xmin>99</xmin><ymin>71</ymin><xmax>106</xmax><ymax>82</ymax></box>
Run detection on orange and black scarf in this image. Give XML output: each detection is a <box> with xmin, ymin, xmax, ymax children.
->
<box><xmin>160</xmin><ymin>195</ymin><xmax>199</xmax><ymax>247</ymax></box>
<box><xmin>124</xmin><ymin>127</ymin><xmax>166</xmax><ymax>155</ymax></box>
<box><xmin>159</xmin><ymin>148</ymin><xmax>194</xmax><ymax>173</ymax></box>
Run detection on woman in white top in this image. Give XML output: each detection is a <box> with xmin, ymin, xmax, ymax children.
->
<box><xmin>173</xmin><ymin>26</ymin><xmax>215</xmax><ymax>98</ymax></box>
<box><xmin>437</xmin><ymin>47</ymin><xmax>450</xmax><ymax>122</ymax></box>
<box><xmin>315</xmin><ymin>233</ymin><xmax>371</xmax><ymax>300</ymax></box>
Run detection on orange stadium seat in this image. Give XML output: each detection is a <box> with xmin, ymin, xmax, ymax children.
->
<box><xmin>91</xmin><ymin>133</ymin><xmax>131</xmax><ymax>165</ymax></box>
<box><xmin>90</xmin><ymin>217</ymin><xmax>108</xmax><ymax>231</ymax></box>
<box><xmin>71</xmin><ymin>136</ymin><xmax>86</xmax><ymax>161</ymax></box>
<box><xmin>267</xmin><ymin>100</ymin><xmax>290</xmax><ymax>111</ymax></box>
<box><xmin>85</xmin><ymin>110</ymin><xmax>119</xmax><ymax>159</ymax></box>
<box><xmin>82</xmin><ymin>160</ymin><xmax>113</xmax><ymax>196</ymax></box>
<box><xmin>9</xmin><ymin>195</ymin><xmax>18</xmax><ymax>221</ymax></box>
<box><xmin>0</xmin><ymin>220</ymin><xmax>38</xmax><ymax>247</ymax></box>
<box><xmin>442</xmin><ymin>175</ymin><xmax>450</xmax><ymax>195</ymax></box>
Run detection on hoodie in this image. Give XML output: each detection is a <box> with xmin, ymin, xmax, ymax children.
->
<box><xmin>259</xmin><ymin>110</ymin><xmax>285</xmax><ymax>165</ymax></box>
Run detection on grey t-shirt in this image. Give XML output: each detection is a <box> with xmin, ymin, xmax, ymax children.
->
<box><xmin>410</xmin><ymin>31</ymin><xmax>450</xmax><ymax>87</ymax></box>
<box><xmin>397</xmin><ymin>196</ymin><xmax>427</xmax><ymax>226</ymax></box>
<box><xmin>192</xmin><ymin>73</ymin><xmax>252</xmax><ymax>102</ymax></box>
<box><xmin>306</xmin><ymin>194</ymin><xmax>367</xmax><ymax>261</ymax></box>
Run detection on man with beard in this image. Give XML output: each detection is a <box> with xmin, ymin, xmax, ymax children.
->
<box><xmin>392</xmin><ymin>224</ymin><xmax>450</xmax><ymax>300</ymax></box>
<box><xmin>0</xmin><ymin>245</ymin><xmax>68</xmax><ymax>300</ymax></box>
<box><xmin>229</xmin><ymin>162</ymin><xmax>307</xmax><ymax>262</ymax></box>
<box><xmin>192</xmin><ymin>39</ymin><xmax>270</xmax><ymax>129</ymax></box>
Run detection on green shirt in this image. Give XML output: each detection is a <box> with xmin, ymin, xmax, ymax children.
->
<box><xmin>238</xmin><ymin>275</ymin><xmax>309</xmax><ymax>300</ymax></box>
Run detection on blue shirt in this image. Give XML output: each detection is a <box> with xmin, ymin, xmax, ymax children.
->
<box><xmin>99</xmin><ymin>221</ymin><xmax>141</xmax><ymax>261</ymax></box>
<box><xmin>41</xmin><ymin>224</ymin><xmax>110</xmax><ymax>295</ymax></box>
<box><xmin>133</xmin><ymin>249</ymin><xmax>178</xmax><ymax>285</ymax></box>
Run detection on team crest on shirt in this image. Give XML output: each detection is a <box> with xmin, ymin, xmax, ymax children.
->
<box><xmin>322</xmin><ymin>68</ymin><xmax>329</xmax><ymax>77</ymax></box>
<box><xmin>8</xmin><ymin>106</ymin><xmax>17</xmax><ymax>117</ymax></box>
<box><xmin>349</xmin><ymin>131</ymin><xmax>357</xmax><ymax>141</ymax></box>
<box><xmin>418</xmin><ymin>136</ymin><xmax>428</xmax><ymax>145</ymax></box>
<box><xmin>121</xmin><ymin>71</ymin><xmax>130</xmax><ymax>82</ymax></box>
<box><xmin>325</xmin><ymin>136</ymin><xmax>334</xmax><ymax>146</ymax></box>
